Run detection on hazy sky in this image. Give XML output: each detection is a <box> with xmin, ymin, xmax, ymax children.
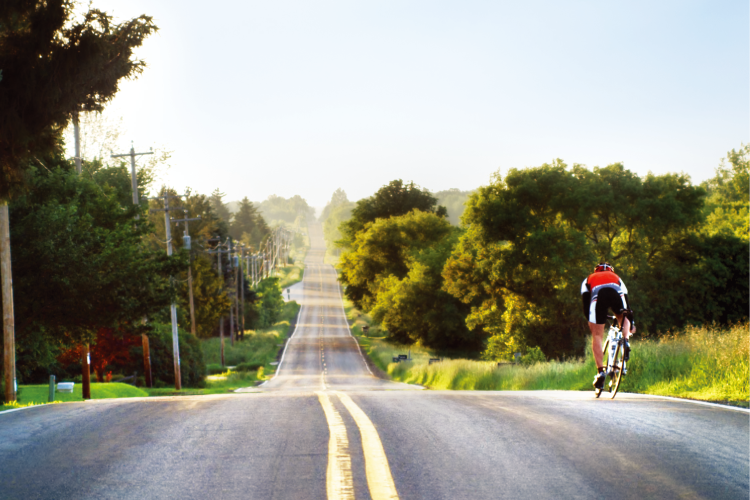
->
<box><xmin>74</xmin><ymin>1</ymin><xmax>749</xmax><ymax>208</ymax></box>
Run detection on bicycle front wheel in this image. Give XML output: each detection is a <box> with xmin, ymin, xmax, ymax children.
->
<box><xmin>610</xmin><ymin>342</ymin><xmax>626</xmax><ymax>399</ymax></box>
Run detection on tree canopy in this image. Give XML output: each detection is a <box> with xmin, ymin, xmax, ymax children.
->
<box><xmin>443</xmin><ymin>159</ymin><xmax>747</xmax><ymax>359</ymax></box>
<box><xmin>6</xmin><ymin>158</ymin><xmax>183</xmax><ymax>382</ymax></box>
<box><xmin>0</xmin><ymin>0</ymin><xmax>158</xmax><ymax>199</ymax></box>
<box><xmin>338</xmin><ymin>180</ymin><xmax>447</xmax><ymax>247</ymax></box>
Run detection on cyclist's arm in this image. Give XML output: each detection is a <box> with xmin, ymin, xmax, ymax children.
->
<box><xmin>580</xmin><ymin>278</ymin><xmax>591</xmax><ymax>319</ymax></box>
<box><xmin>619</xmin><ymin>279</ymin><xmax>636</xmax><ymax>332</ymax></box>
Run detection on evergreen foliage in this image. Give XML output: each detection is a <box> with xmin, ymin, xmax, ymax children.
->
<box><xmin>230</xmin><ymin>197</ymin><xmax>270</xmax><ymax>248</ymax></box>
<box><xmin>0</xmin><ymin>0</ymin><xmax>158</xmax><ymax>198</ymax></box>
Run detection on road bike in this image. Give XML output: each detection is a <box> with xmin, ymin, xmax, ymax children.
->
<box><xmin>595</xmin><ymin>316</ymin><xmax>628</xmax><ymax>399</ymax></box>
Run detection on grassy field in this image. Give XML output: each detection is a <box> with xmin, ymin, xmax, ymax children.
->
<box><xmin>343</xmin><ymin>298</ymin><xmax>749</xmax><ymax>405</ymax></box>
<box><xmin>0</xmin><ymin>382</ymin><xmax>149</xmax><ymax>412</ymax></box>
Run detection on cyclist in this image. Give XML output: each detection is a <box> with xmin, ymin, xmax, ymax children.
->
<box><xmin>581</xmin><ymin>262</ymin><xmax>636</xmax><ymax>390</ymax></box>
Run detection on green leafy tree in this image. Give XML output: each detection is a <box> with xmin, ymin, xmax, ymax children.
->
<box><xmin>247</xmin><ymin>278</ymin><xmax>284</xmax><ymax>329</ymax></box>
<box><xmin>340</xmin><ymin>210</ymin><xmax>454</xmax><ymax>311</ymax></box>
<box><xmin>338</xmin><ymin>180</ymin><xmax>447</xmax><ymax>248</ymax></box>
<box><xmin>701</xmin><ymin>145</ymin><xmax>749</xmax><ymax>240</ymax></box>
<box><xmin>6</xmin><ymin>162</ymin><xmax>183</xmax><ymax>382</ymax></box>
<box><xmin>370</xmin><ymin>226</ymin><xmax>482</xmax><ymax>351</ymax></box>
<box><xmin>444</xmin><ymin>161</ymin><xmax>716</xmax><ymax>359</ymax></box>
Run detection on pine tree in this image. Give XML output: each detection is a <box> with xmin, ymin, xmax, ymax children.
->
<box><xmin>230</xmin><ymin>197</ymin><xmax>269</xmax><ymax>248</ymax></box>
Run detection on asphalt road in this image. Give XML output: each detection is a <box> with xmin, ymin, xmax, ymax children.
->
<box><xmin>1</xmin><ymin>222</ymin><xmax>747</xmax><ymax>500</ymax></box>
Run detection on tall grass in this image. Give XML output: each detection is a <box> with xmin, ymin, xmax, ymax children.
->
<box><xmin>365</xmin><ymin>323</ymin><xmax>749</xmax><ymax>403</ymax></box>
<box><xmin>202</xmin><ymin>301</ymin><xmax>299</xmax><ymax>367</ymax></box>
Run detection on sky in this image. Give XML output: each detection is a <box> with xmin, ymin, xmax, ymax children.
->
<box><xmin>70</xmin><ymin>1</ymin><xmax>749</xmax><ymax>209</ymax></box>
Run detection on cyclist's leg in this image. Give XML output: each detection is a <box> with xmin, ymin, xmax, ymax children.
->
<box><xmin>588</xmin><ymin>321</ymin><xmax>606</xmax><ymax>368</ymax></box>
<box><xmin>615</xmin><ymin>313</ymin><xmax>631</xmax><ymax>341</ymax></box>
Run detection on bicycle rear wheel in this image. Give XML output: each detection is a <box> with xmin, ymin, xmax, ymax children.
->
<box><xmin>609</xmin><ymin>342</ymin><xmax>626</xmax><ymax>399</ymax></box>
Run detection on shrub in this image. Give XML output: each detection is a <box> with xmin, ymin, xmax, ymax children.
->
<box><xmin>235</xmin><ymin>361</ymin><xmax>264</xmax><ymax>372</ymax></box>
<box><xmin>124</xmin><ymin>323</ymin><xmax>205</xmax><ymax>388</ymax></box>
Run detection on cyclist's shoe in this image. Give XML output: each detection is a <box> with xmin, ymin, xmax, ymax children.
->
<box><xmin>593</xmin><ymin>371</ymin><xmax>606</xmax><ymax>390</ymax></box>
<box><xmin>623</xmin><ymin>341</ymin><xmax>631</xmax><ymax>362</ymax></box>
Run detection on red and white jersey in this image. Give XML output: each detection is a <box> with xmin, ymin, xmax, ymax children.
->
<box><xmin>580</xmin><ymin>271</ymin><xmax>629</xmax><ymax>299</ymax></box>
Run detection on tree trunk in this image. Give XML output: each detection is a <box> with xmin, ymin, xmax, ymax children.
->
<box><xmin>82</xmin><ymin>344</ymin><xmax>91</xmax><ymax>399</ymax></box>
<box><xmin>1</xmin><ymin>202</ymin><xmax>16</xmax><ymax>403</ymax></box>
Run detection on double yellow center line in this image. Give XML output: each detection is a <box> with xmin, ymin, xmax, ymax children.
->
<box><xmin>316</xmin><ymin>391</ymin><xmax>400</xmax><ymax>500</ymax></box>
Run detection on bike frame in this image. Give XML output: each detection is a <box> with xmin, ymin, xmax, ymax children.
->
<box><xmin>604</xmin><ymin>324</ymin><xmax>624</xmax><ymax>375</ymax></box>
<box><xmin>597</xmin><ymin>316</ymin><xmax>628</xmax><ymax>399</ymax></box>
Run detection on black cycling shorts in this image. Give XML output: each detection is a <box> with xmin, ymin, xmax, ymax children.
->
<box><xmin>588</xmin><ymin>287</ymin><xmax>628</xmax><ymax>324</ymax></box>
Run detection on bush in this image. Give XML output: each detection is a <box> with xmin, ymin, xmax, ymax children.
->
<box><xmin>206</xmin><ymin>363</ymin><xmax>225</xmax><ymax>375</ymax></box>
<box><xmin>521</xmin><ymin>346</ymin><xmax>546</xmax><ymax>366</ymax></box>
<box><xmin>235</xmin><ymin>361</ymin><xmax>264</xmax><ymax>372</ymax></box>
<box><xmin>124</xmin><ymin>323</ymin><xmax>206</xmax><ymax>388</ymax></box>
<box><xmin>247</xmin><ymin>277</ymin><xmax>284</xmax><ymax>329</ymax></box>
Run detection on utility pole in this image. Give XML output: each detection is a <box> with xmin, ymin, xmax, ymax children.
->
<box><xmin>149</xmin><ymin>191</ymin><xmax>184</xmax><ymax>390</ymax></box>
<box><xmin>173</xmin><ymin>210</ymin><xmax>201</xmax><ymax>336</ymax></box>
<box><xmin>82</xmin><ymin>344</ymin><xmax>91</xmax><ymax>399</ymax></box>
<box><xmin>142</xmin><ymin>334</ymin><xmax>152</xmax><ymax>388</ymax></box>
<box><xmin>1</xmin><ymin>203</ymin><xmax>16</xmax><ymax>403</ymax></box>
<box><xmin>113</xmin><ymin>142</ymin><xmax>155</xmax><ymax>383</ymax></box>
<box><xmin>208</xmin><ymin>238</ymin><xmax>230</xmax><ymax>367</ymax></box>
<box><xmin>228</xmin><ymin>238</ymin><xmax>235</xmax><ymax>347</ymax></box>
<box><xmin>239</xmin><ymin>244</ymin><xmax>246</xmax><ymax>340</ymax></box>
<box><xmin>111</xmin><ymin>142</ymin><xmax>153</xmax><ymax>209</ymax></box>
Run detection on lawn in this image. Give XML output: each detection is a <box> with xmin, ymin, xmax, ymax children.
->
<box><xmin>1</xmin><ymin>382</ymin><xmax>149</xmax><ymax>412</ymax></box>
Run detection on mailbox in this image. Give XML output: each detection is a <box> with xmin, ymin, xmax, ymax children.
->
<box><xmin>57</xmin><ymin>382</ymin><xmax>75</xmax><ymax>393</ymax></box>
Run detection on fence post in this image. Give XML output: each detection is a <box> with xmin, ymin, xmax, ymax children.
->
<box><xmin>48</xmin><ymin>375</ymin><xmax>55</xmax><ymax>402</ymax></box>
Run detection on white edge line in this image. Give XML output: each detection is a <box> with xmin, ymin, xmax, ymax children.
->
<box><xmin>0</xmin><ymin>403</ymin><xmax>49</xmax><ymax>416</ymax></box>
<box><xmin>330</xmin><ymin>264</ymin><xmax>374</xmax><ymax>376</ymax></box>
<box><xmin>258</xmin><ymin>305</ymin><xmax>304</xmax><ymax>387</ymax></box>
<box><xmin>625</xmin><ymin>393</ymin><xmax>750</xmax><ymax>413</ymax></box>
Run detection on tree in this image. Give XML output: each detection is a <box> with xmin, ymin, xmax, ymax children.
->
<box><xmin>230</xmin><ymin>197</ymin><xmax>269</xmax><ymax>248</ymax></box>
<box><xmin>338</xmin><ymin>180</ymin><xmax>447</xmax><ymax>248</ymax></box>
<box><xmin>0</xmin><ymin>0</ymin><xmax>157</xmax><ymax>401</ymax></box>
<box><xmin>370</xmin><ymin>225</ymin><xmax>482</xmax><ymax>351</ymax></box>
<box><xmin>434</xmin><ymin>188</ymin><xmax>473</xmax><ymax>226</ymax></box>
<box><xmin>4</xmin><ymin>161</ymin><xmax>182</xmax><ymax>385</ymax></box>
<box><xmin>701</xmin><ymin>145</ymin><xmax>749</xmax><ymax>240</ymax></box>
<box><xmin>210</xmin><ymin>188</ymin><xmax>232</xmax><ymax>226</ymax></box>
<box><xmin>319</xmin><ymin>188</ymin><xmax>350</xmax><ymax>223</ymax></box>
<box><xmin>443</xmin><ymin>161</ymin><xmax>714</xmax><ymax>359</ymax></box>
<box><xmin>180</xmin><ymin>256</ymin><xmax>231</xmax><ymax>338</ymax></box>
<box><xmin>258</xmin><ymin>194</ymin><xmax>313</xmax><ymax>225</ymax></box>
<box><xmin>148</xmin><ymin>187</ymin><xmax>232</xmax><ymax>336</ymax></box>
<box><xmin>339</xmin><ymin>210</ymin><xmax>454</xmax><ymax>311</ymax></box>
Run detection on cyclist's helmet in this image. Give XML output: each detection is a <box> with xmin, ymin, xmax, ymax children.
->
<box><xmin>594</xmin><ymin>262</ymin><xmax>614</xmax><ymax>273</ymax></box>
